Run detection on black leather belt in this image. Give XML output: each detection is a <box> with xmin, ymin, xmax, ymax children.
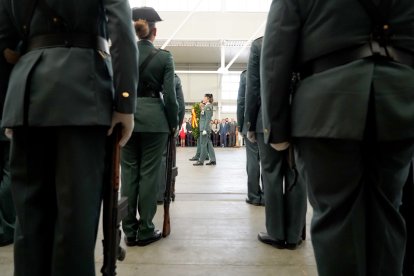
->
<box><xmin>26</xmin><ymin>33</ymin><xmax>109</xmax><ymax>55</ymax></box>
<box><xmin>137</xmin><ymin>90</ymin><xmax>161</xmax><ymax>98</ymax></box>
<box><xmin>300</xmin><ymin>42</ymin><xmax>414</xmax><ymax>79</ymax></box>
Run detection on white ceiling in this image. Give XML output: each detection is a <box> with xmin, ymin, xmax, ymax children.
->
<box><xmin>152</xmin><ymin>11</ymin><xmax>268</xmax><ymax>71</ymax></box>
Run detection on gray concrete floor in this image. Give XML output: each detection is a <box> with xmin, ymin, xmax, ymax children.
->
<box><xmin>0</xmin><ymin>146</ymin><xmax>318</xmax><ymax>276</ymax></box>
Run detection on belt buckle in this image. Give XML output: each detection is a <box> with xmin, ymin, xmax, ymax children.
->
<box><xmin>369</xmin><ymin>40</ymin><xmax>394</xmax><ymax>60</ymax></box>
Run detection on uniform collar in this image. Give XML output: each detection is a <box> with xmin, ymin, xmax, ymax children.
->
<box><xmin>138</xmin><ymin>39</ymin><xmax>155</xmax><ymax>47</ymax></box>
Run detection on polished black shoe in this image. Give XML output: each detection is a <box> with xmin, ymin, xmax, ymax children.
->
<box><xmin>124</xmin><ymin>236</ymin><xmax>137</xmax><ymax>247</ymax></box>
<box><xmin>136</xmin><ymin>230</ymin><xmax>162</xmax><ymax>246</ymax></box>
<box><xmin>285</xmin><ymin>239</ymin><xmax>303</xmax><ymax>250</ymax></box>
<box><xmin>205</xmin><ymin>161</ymin><xmax>216</xmax><ymax>166</ymax></box>
<box><xmin>0</xmin><ymin>239</ymin><xmax>13</xmax><ymax>247</ymax></box>
<box><xmin>245</xmin><ymin>198</ymin><xmax>262</xmax><ymax>206</ymax></box>
<box><xmin>157</xmin><ymin>200</ymin><xmax>164</xmax><ymax>205</ymax></box>
<box><xmin>189</xmin><ymin>157</ymin><xmax>198</xmax><ymax>161</ymax></box>
<box><xmin>257</xmin><ymin>232</ymin><xmax>285</xmax><ymax>249</ymax></box>
<box><xmin>193</xmin><ymin>161</ymin><xmax>203</xmax><ymax>166</ymax></box>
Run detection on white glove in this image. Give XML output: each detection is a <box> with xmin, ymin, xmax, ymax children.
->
<box><xmin>247</xmin><ymin>131</ymin><xmax>256</xmax><ymax>143</ymax></box>
<box><xmin>107</xmin><ymin>111</ymin><xmax>134</xmax><ymax>147</ymax></box>
<box><xmin>5</xmin><ymin>128</ymin><xmax>13</xmax><ymax>139</ymax></box>
<box><xmin>202</xmin><ymin>130</ymin><xmax>207</xmax><ymax>135</ymax></box>
<box><xmin>270</xmin><ymin>142</ymin><xmax>290</xmax><ymax>151</ymax></box>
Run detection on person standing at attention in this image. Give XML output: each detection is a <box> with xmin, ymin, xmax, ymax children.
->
<box><xmin>0</xmin><ymin>38</ymin><xmax>15</xmax><ymax>248</ymax></box>
<box><xmin>261</xmin><ymin>0</ymin><xmax>414</xmax><ymax>275</ymax></box>
<box><xmin>121</xmin><ymin>7</ymin><xmax>178</xmax><ymax>247</ymax></box>
<box><xmin>246</xmin><ymin>36</ymin><xmax>306</xmax><ymax>248</ymax></box>
<box><xmin>0</xmin><ymin>0</ymin><xmax>138</xmax><ymax>275</ymax></box>
<box><xmin>237</xmin><ymin>69</ymin><xmax>264</xmax><ymax>207</ymax></box>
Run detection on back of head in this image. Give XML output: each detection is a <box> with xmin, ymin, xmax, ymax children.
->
<box><xmin>205</xmin><ymin>93</ymin><xmax>214</xmax><ymax>103</ymax></box>
<box><xmin>132</xmin><ymin>7</ymin><xmax>162</xmax><ymax>39</ymax></box>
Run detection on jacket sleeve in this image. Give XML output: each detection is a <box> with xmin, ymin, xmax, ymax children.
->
<box><xmin>162</xmin><ymin>52</ymin><xmax>179</xmax><ymax>131</ymax></box>
<box><xmin>261</xmin><ymin>0</ymin><xmax>300</xmax><ymax>143</ymax></box>
<box><xmin>236</xmin><ymin>71</ymin><xmax>246</xmax><ymax>133</ymax></box>
<box><xmin>0</xmin><ymin>0</ymin><xmax>20</xmax><ymax>58</ymax></box>
<box><xmin>104</xmin><ymin>0</ymin><xmax>138</xmax><ymax>114</ymax></box>
<box><xmin>245</xmin><ymin>39</ymin><xmax>261</xmax><ymax>132</ymax></box>
<box><xmin>175</xmin><ymin>75</ymin><xmax>185</xmax><ymax>125</ymax></box>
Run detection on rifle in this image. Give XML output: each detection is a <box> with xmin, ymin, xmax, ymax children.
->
<box><xmin>162</xmin><ymin>135</ymin><xmax>178</xmax><ymax>237</ymax></box>
<box><xmin>101</xmin><ymin>124</ymin><xmax>128</xmax><ymax>276</ymax></box>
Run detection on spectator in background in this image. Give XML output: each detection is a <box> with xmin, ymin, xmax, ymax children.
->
<box><xmin>186</xmin><ymin>117</ymin><xmax>193</xmax><ymax>146</ymax></box>
<box><xmin>179</xmin><ymin>118</ymin><xmax>187</xmax><ymax>147</ymax></box>
<box><xmin>219</xmin><ymin>119</ymin><xmax>228</xmax><ymax>147</ymax></box>
<box><xmin>212</xmin><ymin>119</ymin><xmax>220</xmax><ymax>147</ymax></box>
<box><xmin>228</xmin><ymin>118</ymin><xmax>237</xmax><ymax>147</ymax></box>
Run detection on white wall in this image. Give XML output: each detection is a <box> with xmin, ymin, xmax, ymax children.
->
<box><xmin>177</xmin><ymin>73</ymin><xmax>220</xmax><ymax>102</ymax></box>
<box><xmin>177</xmin><ymin>72</ymin><xmax>241</xmax><ymax>121</ymax></box>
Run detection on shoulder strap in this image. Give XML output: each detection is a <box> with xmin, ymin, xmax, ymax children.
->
<box><xmin>22</xmin><ymin>0</ymin><xmax>40</xmax><ymax>37</ymax></box>
<box><xmin>139</xmin><ymin>48</ymin><xmax>160</xmax><ymax>75</ymax></box>
<box><xmin>358</xmin><ymin>0</ymin><xmax>393</xmax><ymax>45</ymax></box>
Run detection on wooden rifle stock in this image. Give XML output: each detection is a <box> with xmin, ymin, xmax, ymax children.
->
<box><xmin>101</xmin><ymin>124</ymin><xmax>125</xmax><ymax>276</ymax></box>
<box><xmin>162</xmin><ymin>135</ymin><xmax>178</xmax><ymax>237</ymax></box>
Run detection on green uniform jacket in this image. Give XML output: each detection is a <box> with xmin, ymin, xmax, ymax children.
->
<box><xmin>0</xmin><ymin>0</ymin><xmax>138</xmax><ymax>127</ymax></box>
<box><xmin>245</xmin><ymin>37</ymin><xmax>263</xmax><ymax>134</ymax></box>
<box><xmin>236</xmin><ymin>70</ymin><xmax>247</xmax><ymax>135</ymax></box>
<box><xmin>134</xmin><ymin>40</ymin><xmax>178</xmax><ymax>133</ymax></box>
<box><xmin>199</xmin><ymin>103</ymin><xmax>213</xmax><ymax>133</ymax></box>
<box><xmin>261</xmin><ymin>0</ymin><xmax>414</xmax><ymax>143</ymax></box>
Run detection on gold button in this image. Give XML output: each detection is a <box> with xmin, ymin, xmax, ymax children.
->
<box><xmin>383</xmin><ymin>24</ymin><xmax>389</xmax><ymax>30</ymax></box>
<box><xmin>122</xmin><ymin>92</ymin><xmax>130</xmax><ymax>98</ymax></box>
<box><xmin>53</xmin><ymin>17</ymin><xmax>59</xmax><ymax>23</ymax></box>
<box><xmin>247</xmin><ymin>122</ymin><xmax>251</xmax><ymax>126</ymax></box>
<box><xmin>264</xmin><ymin>128</ymin><xmax>268</xmax><ymax>133</ymax></box>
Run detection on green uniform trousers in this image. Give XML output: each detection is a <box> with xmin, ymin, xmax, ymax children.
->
<box><xmin>256</xmin><ymin>133</ymin><xmax>307</xmax><ymax>244</ymax></box>
<box><xmin>10</xmin><ymin>127</ymin><xmax>107</xmax><ymax>276</ymax></box>
<box><xmin>296</xmin><ymin>138</ymin><xmax>414</xmax><ymax>276</ymax></box>
<box><xmin>121</xmin><ymin>132</ymin><xmax>168</xmax><ymax>240</ymax></box>
<box><xmin>244</xmin><ymin>138</ymin><xmax>263</xmax><ymax>204</ymax></box>
<box><xmin>195</xmin><ymin>137</ymin><xmax>201</xmax><ymax>158</ymax></box>
<box><xmin>199</xmin><ymin>133</ymin><xmax>216</xmax><ymax>164</ymax></box>
<box><xmin>0</xmin><ymin>140</ymin><xmax>15</xmax><ymax>245</ymax></box>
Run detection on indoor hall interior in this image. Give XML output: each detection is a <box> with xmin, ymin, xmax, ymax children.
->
<box><xmin>0</xmin><ymin>147</ymin><xmax>318</xmax><ymax>276</ymax></box>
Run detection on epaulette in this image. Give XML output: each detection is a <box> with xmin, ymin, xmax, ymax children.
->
<box><xmin>253</xmin><ymin>36</ymin><xmax>264</xmax><ymax>42</ymax></box>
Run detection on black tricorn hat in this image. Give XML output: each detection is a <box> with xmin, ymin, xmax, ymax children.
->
<box><xmin>132</xmin><ymin>7</ymin><xmax>162</xmax><ymax>22</ymax></box>
<box><xmin>204</xmin><ymin>93</ymin><xmax>213</xmax><ymax>98</ymax></box>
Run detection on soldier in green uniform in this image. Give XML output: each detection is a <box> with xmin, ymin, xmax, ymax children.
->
<box><xmin>0</xmin><ymin>0</ymin><xmax>138</xmax><ymax>275</ymax></box>
<box><xmin>157</xmin><ymin>73</ymin><xmax>185</xmax><ymax>203</ymax></box>
<box><xmin>236</xmin><ymin>69</ymin><xmax>264</xmax><ymax>206</ymax></box>
<box><xmin>189</xmin><ymin>102</ymin><xmax>209</xmax><ymax>162</ymax></box>
<box><xmin>246</xmin><ymin>37</ymin><xmax>306</xmax><ymax>247</ymax></box>
<box><xmin>0</xmin><ymin>46</ymin><xmax>14</xmax><ymax>247</ymax></box>
<box><xmin>261</xmin><ymin>0</ymin><xmax>414</xmax><ymax>275</ymax></box>
<box><xmin>193</xmin><ymin>94</ymin><xmax>216</xmax><ymax>166</ymax></box>
<box><xmin>121</xmin><ymin>7</ymin><xmax>178</xmax><ymax>247</ymax></box>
